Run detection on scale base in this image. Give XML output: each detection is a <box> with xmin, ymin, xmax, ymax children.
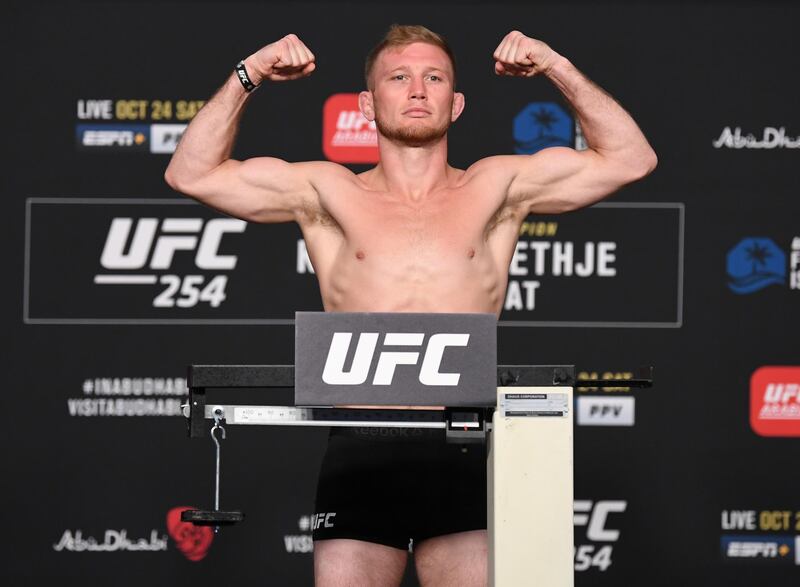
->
<box><xmin>181</xmin><ymin>509</ymin><xmax>245</xmax><ymax>526</ymax></box>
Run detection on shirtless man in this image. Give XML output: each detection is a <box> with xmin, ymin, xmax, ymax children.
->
<box><xmin>165</xmin><ymin>25</ymin><xmax>656</xmax><ymax>587</ymax></box>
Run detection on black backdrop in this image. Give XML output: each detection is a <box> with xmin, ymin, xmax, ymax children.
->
<box><xmin>4</xmin><ymin>1</ymin><xmax>799</xmax><ymax>585</ymax></box>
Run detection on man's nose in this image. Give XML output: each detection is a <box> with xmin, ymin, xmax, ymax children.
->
<box><xmin>409</xmin><ymin>78</ymin><xmax>427</xmax><ymax>99</ymax></box>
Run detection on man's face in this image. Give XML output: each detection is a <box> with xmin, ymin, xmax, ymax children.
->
<box><xmin>361</xmin><ymin>42</ymin><xmax>464</xmax><ymax>147</ymax></box>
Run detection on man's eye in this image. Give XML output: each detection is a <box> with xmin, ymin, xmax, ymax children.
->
<box><xmin>429</xmin><ymin>75</ymin><xmax>441</xmax><ymax>81</ymax></box>
<box><xmin>393</xmin><ymin>74</ymin><xmax>406</xmax><ymax>80</ymax></box>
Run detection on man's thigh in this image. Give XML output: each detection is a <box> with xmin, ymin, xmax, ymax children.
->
<box><xmin>314</xmin><ymin>538</ymin><xmax>408</xmax><ymax>587</ymax></box>
<box><xmin>414</xmin><ymin>529</ymin><xmax>488</xmax><ymax>587</ymax></box>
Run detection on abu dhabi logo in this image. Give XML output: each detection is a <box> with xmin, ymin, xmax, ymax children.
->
<box><xmin>713</xmin><ymin>126</ymin><xmax>800</xmax><ymax>150</ymax></box>
<box><xmin>513</xmin><ymin>102</ymin><xmax>572</xmax><ymax>154</ymax></box>
<box><xmin>726</xmin><ymin>237</ymin><xmax>786</xmax><ymax>294</ymax></box>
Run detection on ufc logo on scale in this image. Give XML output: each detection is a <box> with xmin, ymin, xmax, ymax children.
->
<box><xmin>295</xmin><ymin>312</ymin><xmax>495</xmax><ymax>406</ymax></box>
<box><xmin>322</xmin><ymin>332</ymin><xmax>470</xmax><ymax>386</ymax></box>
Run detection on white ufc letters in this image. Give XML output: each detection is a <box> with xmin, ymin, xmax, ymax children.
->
<box><xmin>100</xmin><ymin>217</ymin><xmax>246</xmax><ymax>270</ymax></box>
<box><xmin>321</xmin><ymin>332</ymin><xmax>469</xmax><ymax>386</ymax></box>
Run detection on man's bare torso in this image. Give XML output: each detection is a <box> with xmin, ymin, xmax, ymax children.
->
<box><xmin>297</xmin><ymin>160</ymin><xmax>522</xmax><ymax>317</ymax></box>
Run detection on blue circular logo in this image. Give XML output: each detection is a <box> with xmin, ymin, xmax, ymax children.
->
<box><xmin>513</xmin><ymin>102</ymin><xmax>573</xmax><ymax>154</ymax></box>
<box><xmin>726</xmin><ymin>237</ymin><xmax>786</xmax><ymax>294</ymax></box>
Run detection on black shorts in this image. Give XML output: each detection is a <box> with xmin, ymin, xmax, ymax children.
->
<box><xmin>312</xmin><ymin>426</ymin><xmax>487</xmax><ymax>550</ymax></box>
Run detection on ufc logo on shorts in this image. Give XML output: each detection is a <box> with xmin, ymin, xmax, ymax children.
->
<box><xmin>100</xmin><ymin>217</ymin><xmax>246</xmax><ymax>270</ymax></box>
<box><xmin>312</xmin><ymin>512</ymin><xmax>336</xmax><ymax>530</ymax></box>
<box><xmin>322</xmin><ymin>332</ymin><xmax>470</xmax><ymax>386</ymax></box>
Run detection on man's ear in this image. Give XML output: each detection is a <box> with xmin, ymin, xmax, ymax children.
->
<box><xmin>451</xmin><ymin>92</ymin><xmax>465</xmax><ymax>122</ymax></box>
<box><xmin>359</xmin><ymin>91</ymin><xmax>375</xmax><ymax>122</ymax></box>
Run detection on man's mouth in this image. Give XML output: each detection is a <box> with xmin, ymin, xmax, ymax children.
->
<box><xmin>403</xmin><ymin>108</ymin><xmax>431</xmax><ymax>117</ymax></box>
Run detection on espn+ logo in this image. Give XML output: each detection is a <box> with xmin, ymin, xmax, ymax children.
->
<box><xmin>97</xmin><ymin>217</ymin><xmax>246</xmax><ymax>308</ymax></box>
<box><xmin>322</xmin><ymin>332</ymin><xmax>469</xmax><ymax>386</ymax></box>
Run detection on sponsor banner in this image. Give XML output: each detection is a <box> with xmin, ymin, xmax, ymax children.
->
<box><xmin>499</xmin><ymin>202</ymin><xmax>684</xmax><ymax>327</ymax></box>
<box><xmin>25</xmin><ymin>199</ymin><xmax>682</xmax><ymax>326</ymax></box>
<box><xmin>750</xmin><ymin>366</ymin><xmax>800</xmax><ymax>437</ymax></box>
<box><xmin>713</xmin><ymin>126</ymin><xmax>800</xmax><ymax>150</ymax></box>
<box><xmin>727</xmin><ymin>236</ymin><xmax>800</xmax><ymax>294</ymax></box>
<box><xmin>24</xmin><ymin>198</ymin><xmax>319</xmax><ymax>324</ymax></box>
<box><xmin>577</xmin><ymin>396</ymin><xmax>635</xmax><ymax>426</ymax></box>
<box><xmin>67</xmin><ymin>376</ymin><xmax>186</xmax><ymax>417</ymax></box>
<box><xmin>322</xmin><ymin>93</ymin><xmax>378</xmax><ymax>163</ymax></box>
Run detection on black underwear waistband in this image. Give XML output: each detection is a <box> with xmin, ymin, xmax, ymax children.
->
<box><xmin>328</xmin><ymin>426</ymin><xmax>445</xmax><ymax>442</ymax></box>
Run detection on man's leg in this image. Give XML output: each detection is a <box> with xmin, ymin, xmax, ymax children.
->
<box><xmin>414</xmin><ymin>529</ymin><xmax>488</xmax><ymax>587</ymax></box>
<box><xmin>314</xmin><ymin>538</ymin><xmax>408</xmax><ymax>587</ymax></box>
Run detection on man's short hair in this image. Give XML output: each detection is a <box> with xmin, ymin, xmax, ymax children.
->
<box><xmin>365</xmin><ymin>24</ymin><xmax>457</xmax><ymax>90</ymax></box>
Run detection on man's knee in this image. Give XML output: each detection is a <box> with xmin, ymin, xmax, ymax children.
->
<box><xmin>414</xmin><ymin>530</ymin><xmax>488</xmax><ymax>587</ymax></box>
<box><xmin>314</xmin><ymin>538</ymin><xmax>408</xmax><ymax>587</ymax></box>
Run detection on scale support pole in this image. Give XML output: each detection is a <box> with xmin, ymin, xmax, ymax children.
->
<box><xmin>488</xmin><ymin>385</ymin><xmax>574</xmax><ymax>587</ymax></box>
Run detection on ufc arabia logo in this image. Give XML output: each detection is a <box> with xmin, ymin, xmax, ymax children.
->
<box><xmin>322</xmin><ymin>332</ymin><xmax>469</xmax><ymax>386</ymax></box>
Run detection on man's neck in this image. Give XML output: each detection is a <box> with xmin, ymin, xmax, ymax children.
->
<box><xmin>370</xmin><ymin>135</ymin><xmax>452</xmax><ymax>200</ymax></box>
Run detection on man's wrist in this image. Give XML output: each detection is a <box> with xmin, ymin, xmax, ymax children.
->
<box><xmin>239</xmin><ymin>56</ymin><xmax>265</xmax><ymax>87</ymax></box>
<box><xmin>542</xmin><ymin>52</ymin><xmax>571</xmax><ymax>79</ymax></box>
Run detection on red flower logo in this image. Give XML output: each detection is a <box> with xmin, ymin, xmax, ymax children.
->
<box><xmin>166</xmin><ymin>506</ymin><xmax>213</xmax><ymax>561</ymax></box>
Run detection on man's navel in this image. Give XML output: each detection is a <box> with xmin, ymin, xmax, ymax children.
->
<box><xmin>468</xmin><ymin>247</ymin><xmax>476</xmax><ymax>259</ymax></box>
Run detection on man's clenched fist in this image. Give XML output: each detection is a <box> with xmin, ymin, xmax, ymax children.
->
<box><xmin>246</xmin><ymin>34</ymin><xmax>316</xmax><ymax>83</ymax></box>
<box><xmin>493</xmin><ymin>31</ymin><xmax>559</xmax><ymax>77</ymax></box>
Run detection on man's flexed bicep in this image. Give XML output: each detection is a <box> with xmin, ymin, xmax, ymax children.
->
<box><xmin>169</xmin><ymin>157</ymin><xmax>332</xmax><ymax>223</ymax></box>
<box><xmin>492</xmin><ymin>31</ymin><xmax>657</xmax><ymax>215</ymax></box>
<box><xmin>164</xmin><ymin>33</ymin><xmax>320</xmax><ymax>222</ymax></box>
<box><xmin>507</xmin><ymin>146</ymin><xmax>649</xmax><ymax>215</ymax></box>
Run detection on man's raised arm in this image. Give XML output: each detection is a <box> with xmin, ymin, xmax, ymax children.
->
<box><xmin>491</xmin><ymin>31</ymin><xmax>658</xmax><ymax>214</ymax></box>
<box><xmin>164</xmin><ymin>34</ymin><xmax>329</xmax><ymax>223</ymax></box>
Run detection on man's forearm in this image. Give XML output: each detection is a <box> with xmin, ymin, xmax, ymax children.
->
<box><xmin>164</xmin><ymin>63</ymin><xmax>255</xmax><ymax>188</ymax></box>
<box><xmin>544</xmin><ymin>55</ymin><xmax>656</xmax><ymax>168</ymax></box>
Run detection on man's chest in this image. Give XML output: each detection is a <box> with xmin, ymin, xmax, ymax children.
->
<box><xmin>319</xmin><ymin>185</ymin><xmax>511</xmax><ymax>248</ymax></box>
